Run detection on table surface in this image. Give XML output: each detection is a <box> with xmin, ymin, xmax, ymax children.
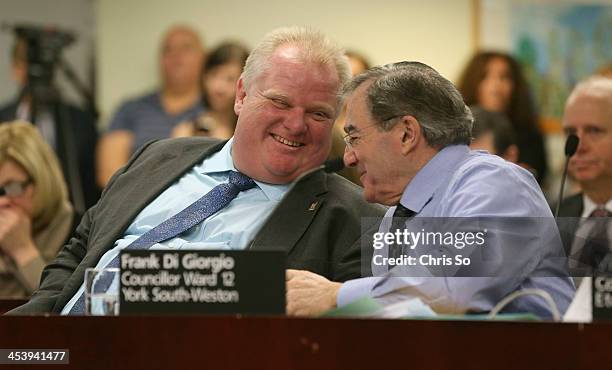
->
<box><xmin>0</xmin><ymin>311</ymin><xmax>610</xmax><ymax>370</ymax></box>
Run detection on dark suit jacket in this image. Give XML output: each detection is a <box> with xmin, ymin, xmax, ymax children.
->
<box><xmin>555</xmin><ymin>193</ymin><xmax>584</xmax><ymax>255</ymax></box>
<box><xmin>9</xmin><ymin>137</ymin><xmax>386</xmax><ymax>314</ymax></box>
<box><xmin>0</xmin><ymin>98</ymin><xmax>100</xmax><ymax>211</ymax></box>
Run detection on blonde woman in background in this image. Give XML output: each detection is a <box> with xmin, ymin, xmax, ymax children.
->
<box><xmin>0</xmin><ymin>121</ymin><xmax>73</xmax><ymax>298</ymax></box>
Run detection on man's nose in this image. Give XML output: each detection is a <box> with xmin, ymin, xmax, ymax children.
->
<box><xmin>574</xmin><ymin>131</ymin><xmax>589</xmax><ymax>154</ymax></box>
<box><xmin>0</xmin><ymin>194</ymin><xmax>11</xmax><ymax>208</ymax></box>
<box><xmin>344</xmin><ymin>147</ymin><xmax>358</xmax><ymax>167</ymax></box>
<box><xmin>283</xmin><ymin>109</ymin><xmax>308</xmax><ymax>134</ymax></box>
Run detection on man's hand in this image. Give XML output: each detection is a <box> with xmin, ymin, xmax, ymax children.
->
<box><xmin>286</xmin><ymin>269</ymin><xmax>342</xmax><ymax>317</ymax></box>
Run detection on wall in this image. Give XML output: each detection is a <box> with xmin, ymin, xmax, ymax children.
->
<box><xmin>0</xmin><ymin>0</ymin><xmax>95</xmax><ymax>108</ymax></box>
<box><xmin>96</xmin><ymin>0</ymin><xmax>474</xmax><ymax>127</ymax></box>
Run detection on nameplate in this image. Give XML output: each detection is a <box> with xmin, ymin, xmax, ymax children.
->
<box><xmin>593</xmin><ymin>273</ymin><xmax>612</xmax><ymax>321</ymax></box>
<box><xmin>119</xmin><ymin>250</ymin><xmax>285</xmax><ymax>315</ymax></box>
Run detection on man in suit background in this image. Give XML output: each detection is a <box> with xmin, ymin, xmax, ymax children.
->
<box><xmin>557</xmin><ymin>76</ymin><xmax>612</xmax><ymax>272</ymax></box>
<box><xmin>9</xmin><ymin>26</ymin><xmax>384</xmax><ymax>315</ymax></box>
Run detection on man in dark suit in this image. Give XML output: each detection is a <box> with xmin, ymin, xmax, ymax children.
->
<box><xmin>8</xmin><ymin>26</ymin><xmax>384</xmax><ymax>314</ymax></box>
<box><xmin>557</xmin><ymin>76</ymin><xmax>612</xmax><ymax>270</ymax></box>
<box><xmin>0</xmin><ymin>36</ymin><xmax>100</xmax><ymax>213</ymax></box>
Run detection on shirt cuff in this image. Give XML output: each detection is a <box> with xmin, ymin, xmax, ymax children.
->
<box><xmin>336</xmin><ymin>277</ymin><xmax>381</xmax><ymax>307</ymax></box>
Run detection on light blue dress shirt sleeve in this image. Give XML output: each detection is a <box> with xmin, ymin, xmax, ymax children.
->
<box><xmin>337</xmin><ymin>146</ymin><xmax>575</xmax><ymax>318</ymax></box>
<box><xmin>337</xmin><ymin>277</ymin><xmax>381</xmax><ymax>307</ymax></box>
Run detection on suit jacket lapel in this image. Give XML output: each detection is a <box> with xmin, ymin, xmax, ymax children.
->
<box><xmin>93</xmin><ymin>140</ymin><xmax>227</xmax><ymax>263</ymax></box>
<box><xmin>249</xmin><ymin>171</ymin><xmax>328</xmax><ymax>255</ymax></box>
<box><xmin>53</xmin><ymin>139</ymin><xmax>226</xmax><ymax>312</ymax></box>
<box><xmin>559</xmin><ymin>193</ymin><xmax>584</xmax><ymax>217</ymax></box>
<box><xmin>558</xmin><ymin>193</ymin><xmax>584</xmax><ymax>255</ymax></box>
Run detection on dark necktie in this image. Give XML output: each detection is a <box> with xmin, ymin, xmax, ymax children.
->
<box><xmin>388</xmin><ymin>204</ymin><xmax>416</xmax><ymax>260</ymax></box>
<box><xmin>578</xmin><ymin>206</ymin><xmax>611</xmax><ymax>271</ymax></box>
<box><xmin>68</xmin><ymin>171</ymin><xmax>256</xmax><ymax>314</ymax></box>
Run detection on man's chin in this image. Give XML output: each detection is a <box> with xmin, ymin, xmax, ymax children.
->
<box><xmin>573</xmin><ymin>170</ymin><xmax>601</xmax><ymax>183</ymax></box>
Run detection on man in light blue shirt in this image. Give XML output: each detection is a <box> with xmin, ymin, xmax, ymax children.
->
<box><xmin>286</xmin><ymin>61</ymin><xmax>575</xmax><ymax>319</ymax></box>
<box><xmin>10</xmin><ymin>27</ymin><xmax>385</xmax><ymax>315</ymax></box>
<box><xmin>60</xmin><ymin>138</ymin><xmax>289</xmax><ymax>313</ymax></box>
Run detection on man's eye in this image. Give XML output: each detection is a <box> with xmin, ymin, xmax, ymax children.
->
<box><xmin>564</xmin><ymin>128</ymin><xmax>576</xmax><ymax>136</ymax></box>
<box><xmin>270</xmin><ymin>98</ymin><xmax>289</xmax><ymax>108</ymax></box>
<box><xmin>585</xmin><ymin>127</ymin><xmax>604</xmax><ymax>135</ymax></box>
<box><xmin>312</xmin><ymin>111</ymin><xmax>331</xmax><ymax>121</ymax></box>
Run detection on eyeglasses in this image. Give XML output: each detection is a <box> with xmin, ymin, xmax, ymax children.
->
<box><xmin>342</xmin><ymin>116</ymin><xmax>403</xmax><ymax>151</ymax></box>
<box><xmin>342</xmin><ymin>123</ymin><xmax>381</xmax><ymax>151</ymax></box>
<box><xmin>0</xmin><ymin>180</ymin><xmax>32</xmax><ymax>198</ymax></box>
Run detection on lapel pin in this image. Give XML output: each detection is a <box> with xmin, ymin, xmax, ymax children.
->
<box><xmin>308</xmin><ymin>201</ymin><xmax>319</xmax><ymax>211</ymax></box>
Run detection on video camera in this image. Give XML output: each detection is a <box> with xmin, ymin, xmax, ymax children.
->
<box><xmin>4</xmin><ymin>23</ymin><xmax>75</xmax><ymax>90</ymax></box>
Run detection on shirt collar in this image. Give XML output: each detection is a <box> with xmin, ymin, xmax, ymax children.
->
<box><xmin>399</xmin><ymin>145</ymin><xmax>470</xmax><ymax>213</ymax></box>
<box><xmin>581</xmin><ymin>194</ymin><xmax>612</xmax><ymax>218</ymax></box>
<box><xmin>198</xmin><ymin>137</ymin><xmax>289</xmax><ymax>201</ymax></box>
<box><xmin>199</xmin><ymin>138</ymin><xmax>235</xmax><ymax>174</ymax></box>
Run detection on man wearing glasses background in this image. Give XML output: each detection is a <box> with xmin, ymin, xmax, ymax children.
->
<box><xmin>556</xmin><ymin>76</ymin><xmax>612</xmax><ymax>268</ymax></box>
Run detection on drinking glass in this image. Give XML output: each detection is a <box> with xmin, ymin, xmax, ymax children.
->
<box><xmin>85</xmin><ymin>267</ymin><xmax>120</xmax><ymax>316</ymax></box>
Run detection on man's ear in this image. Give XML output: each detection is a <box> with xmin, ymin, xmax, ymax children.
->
<box><xmin>234</xmin><ymin>77</ymin><xmax>247</xmax><ymax>116</ymax></box>
<box><xmin>399</xmin><ymin>115</ymin><xmax>421</xmax><ymax>155</ymax></box>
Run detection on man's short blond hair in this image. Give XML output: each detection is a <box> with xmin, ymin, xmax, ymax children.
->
<box><xmin>242</xmin><ymin>26</ymin><xmax>351</xmax><ymax>96</ymax></box>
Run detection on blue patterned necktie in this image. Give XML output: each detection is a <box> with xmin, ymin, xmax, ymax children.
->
<box><xmin>68</xmin><ymin>171</ymin><xmax>256</xmax><ymax>314</ymax></box>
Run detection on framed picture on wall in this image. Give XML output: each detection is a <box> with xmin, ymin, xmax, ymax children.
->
<box><xmin>477</xmin><ymin>0</ymin><xmax>612</xmax><ymax>133</ymax></box>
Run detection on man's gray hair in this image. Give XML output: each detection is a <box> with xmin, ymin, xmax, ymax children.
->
<box><xmin>568</xmin><ymin>75</ymin><xmax>612</xmax><ymax>103</ymax></box>
<box><xmin>242</xmin><ymin>26</ymin><xmax>351</xmax><ymax>94</ymax></box>
<box><xmin>343</xmin><ymin>61</ymin><xmax>473</xmax><ymax>148</ymax></box>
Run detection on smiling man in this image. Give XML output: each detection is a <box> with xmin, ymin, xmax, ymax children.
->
<box><xmin>286</xmin><ymin>62</ymin><xmax>574</xmax><ymax>318</ymax></box>
<box><xmin>232</xmin><ymin>43</ymin><xmax>339</xmax><ymax>183</ymax></box>
<box><xmin>9</xmin><ymin>27</ymin><xmax>384</xmax><ymax>315</ymax></box>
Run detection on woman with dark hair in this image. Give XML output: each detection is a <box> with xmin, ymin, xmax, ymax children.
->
<box><xmin>173</xmin><ymin>42</ymin><xmax>249</xmax><ymax>139</ymax></box>
<box><xmin>457</xmin><ymin>51</ymin><xmax>548</xmax><ymax>184</ymax></box>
